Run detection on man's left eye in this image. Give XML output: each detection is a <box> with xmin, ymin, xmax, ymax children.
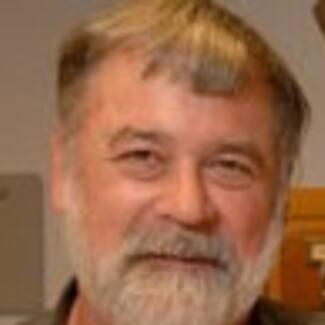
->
<box><xmin>206</xmin><ymin>158</ymin><xmax>255</xmax><ymax>188</ymax></box>
<box><xmin>218</xmin><ymin>159</ymin><xmax>251</xmax><ymax>173</ymax></box>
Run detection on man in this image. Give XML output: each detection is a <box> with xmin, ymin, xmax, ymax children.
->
<box><xmin>25</xmin><ymin>0</ymin><xmax>325</xmax><ymax>324</ymax></box>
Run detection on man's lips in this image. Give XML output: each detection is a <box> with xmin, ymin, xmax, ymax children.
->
<box><xmin>130</xmin><ymin>253</ymin><xmax>223</xmax><ymax>270</ymax></box>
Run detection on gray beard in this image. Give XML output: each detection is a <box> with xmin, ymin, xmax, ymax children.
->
<box><xmin>61</xmin><ymin>179</ymin><xmax>284</xmax><ymax>325</ymax></box>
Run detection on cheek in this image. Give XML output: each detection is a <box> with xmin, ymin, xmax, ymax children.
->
<box><xmin>75</xmin><ymin>163</ymin><xmax>154</xmax><ymax>256</ymax></box>
<box><xmin>212</xmin><ymin>186</ymin><xmax>273</xmax><ymax>259</ymax></box>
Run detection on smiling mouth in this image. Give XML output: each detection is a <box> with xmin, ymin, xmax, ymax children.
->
<box><xmin>131</xmin><ymin>254</ymin><xmax>223</xmax><ymax>271</ymax></box>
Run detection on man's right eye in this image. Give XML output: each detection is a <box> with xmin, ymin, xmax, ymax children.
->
<box><xmin>112</xmin><ymin>149</ymin><xmax>165</xmax><ymax>180</ymax></box>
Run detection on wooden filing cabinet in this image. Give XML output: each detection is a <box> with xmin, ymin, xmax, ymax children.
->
<box><xmin>265</xmin><ymin>188</ymin><xmax>325</xmax><ymax>310</ymax></box>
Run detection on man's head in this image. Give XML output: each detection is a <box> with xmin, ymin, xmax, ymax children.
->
<box><xmin>51</xmin><ymin>0</ymin><xmax>310</xmax><ymax>324</ymax></box>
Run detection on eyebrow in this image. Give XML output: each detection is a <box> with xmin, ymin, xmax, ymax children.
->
<box><xmin>105</xmin><ymin>126</ymin><xmax>171</xmax><ymax>147</ymax></box>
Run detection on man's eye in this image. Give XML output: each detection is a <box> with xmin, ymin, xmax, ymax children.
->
<box><xmin>206</xmin><ymin>158</ymin><xmax>255</xmax><ymax>188</ymax></box>
<box><xmin>121</xmin><ymin>149</ymin><xmax>156</xmax><ymax>161</ymax></box>
<box><xmin>114</xmin><ymin>149</ymin><xmax>164</xmax><ymax>179</ymax></box>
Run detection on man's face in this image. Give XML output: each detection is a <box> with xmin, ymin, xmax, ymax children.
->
<box><xmin>53</xmin><ymin>52</ymin><xmax>285</xmax><ymax>325</ymax></box>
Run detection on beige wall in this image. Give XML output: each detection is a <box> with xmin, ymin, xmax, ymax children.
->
<box><xmin>0</xmin><ymin>0</ymin><xmax>324</xmax><ymax>324</ymax></box>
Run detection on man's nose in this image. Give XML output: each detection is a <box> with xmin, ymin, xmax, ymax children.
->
<box><xmin>162</xmin><ymin>166</ymin><xmax>217</xmax><ymax>232</ymax></box>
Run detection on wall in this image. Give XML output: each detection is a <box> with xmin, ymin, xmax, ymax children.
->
<box><xmin>0</xmin><ymin>0</ymin><xmax>324</xmax><ymax>324</ymax></box>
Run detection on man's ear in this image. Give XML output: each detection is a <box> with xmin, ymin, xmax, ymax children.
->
<box><xmin>49</xmin><ymin>124</ymin><xmax>68</xmax><ymax>217</ymax></box>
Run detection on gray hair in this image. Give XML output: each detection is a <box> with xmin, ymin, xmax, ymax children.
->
<box><xmin>57</xmin><ymin>0</ymin><xmax>310</xmax><ymax>173</ymax></box>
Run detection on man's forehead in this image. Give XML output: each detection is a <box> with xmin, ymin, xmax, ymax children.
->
<box><xmin>86</xmin><ymin>47</ymin><xmax>272</xmax><ymax>107</ymax></box>
<box><xmin>80</xmin><ymin>52</ymin><xmax>276</xmax><ymax>152</ymax></box>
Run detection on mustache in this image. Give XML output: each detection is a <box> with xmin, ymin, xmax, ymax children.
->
<box><xmin>120</xmin><ymin>223</ymin><xmax>240</xmax><ymax>273</ymax></box>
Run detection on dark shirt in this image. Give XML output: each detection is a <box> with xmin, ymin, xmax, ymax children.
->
<box><xmin>21</xmin><ymin>281</ymin><xmax>325</xmax><ymax>325</ymax></box>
